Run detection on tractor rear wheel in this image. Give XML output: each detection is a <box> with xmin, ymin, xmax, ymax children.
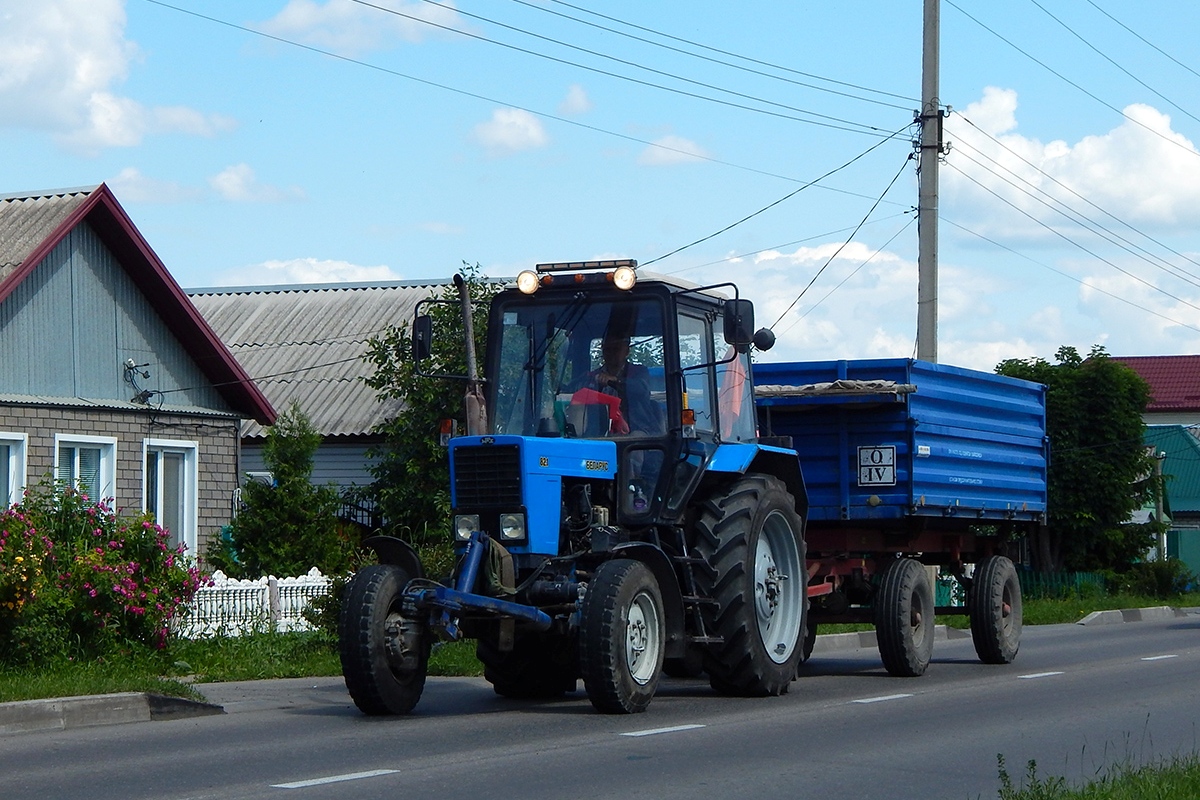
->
<box><xmin>875</xmin><ymin>558</ymin><xmax>935</xmax><ymax>677</ymax></box>
<box><xmin>969</xmin><ymin>555</ymin><xmax>1022</xmax><ymax>664</ymax></box>
<box><xmin>579</xmin><ymin>559</ymin><xmax>665</xmax><ymax>713</ymax></box>
<box><xmin>693</xmin><ymin>474</ymin><xmax>807</xmax><ymax>696</ymax></box>
<box><xmin>339</xmin><ymin>564</ymin><xmax>430</xmax><ymax>715</ymax></box>
<box><xmin>477</xmin><ymin>631</ymin><xmax>578</xmax><ymax>698</ymax></box>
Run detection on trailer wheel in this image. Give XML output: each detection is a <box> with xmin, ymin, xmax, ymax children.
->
<box><xmin>969</xmin><ymin>555</ymin><xmax>1022</xmax><ymax>664</ymax></box>
<box><xmin>800</xmin><ymin>621</ymin><xmax>817</xmax><ymax>663</ymax></box>
<box><xmin>477</xmin><ymin>632</ymin><xmax>578</xmax><ymax>698</ymax></box>
<box><xmin>693</xmin><ymin>474</ymin><xmax>807</xmax><ymax>696</ymax></box>
<box><xmin>579</xmin><ymin>559</ymin><xmax>665</xmax><ymax>713</ymax></box>
<box><xmin>875</xmin><ymin>558</ymin><xmax>935</xmax><ymax>677</ymax></box>
<box><xmin>339</xmin><ymin>564</ymin><xmax>430</xmax><ymax>715</ymax></box>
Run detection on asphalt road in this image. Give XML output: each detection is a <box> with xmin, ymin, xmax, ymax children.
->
<box><xmin>3</xmin><ymin>615</ymin><xmax>1198</xmax><ymax>800</ymax></box>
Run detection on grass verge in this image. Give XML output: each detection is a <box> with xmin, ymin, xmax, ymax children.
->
<box><xmin>997</xmin><ymin>753</ymin><xmax>1200</xmax><ymax>799</ymax></box>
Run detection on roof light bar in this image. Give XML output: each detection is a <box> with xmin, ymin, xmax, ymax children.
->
<box><xmin>535</xmin><ymin>259</ymin><xmax>637</xmax><ymax>273</ymax></box>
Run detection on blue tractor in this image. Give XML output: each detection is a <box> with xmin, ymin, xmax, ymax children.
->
<box><xmin>339</xmin><ymin>260</ymin><xmax>808</xmax><ymax>714</ymax></box>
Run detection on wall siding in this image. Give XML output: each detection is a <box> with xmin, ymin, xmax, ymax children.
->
<box><xmin>0</xmin><ymin>223</ymin><xmax>230</xmax><ymax>411</ymax></box>
<box><xmin>0</xmin><ymin>402</ymin><xmax>240</xmax><ymax>559</ymax></box>
<box><xmin>241</xmin><ymin>439</ymin><xmax>380</xmax><ymax>493</ymax></box>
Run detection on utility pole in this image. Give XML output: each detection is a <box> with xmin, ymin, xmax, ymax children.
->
<box><xmin>916</xmin><ymin>0</ymin><xmax>942</xmax><ymax>362</ymax></box>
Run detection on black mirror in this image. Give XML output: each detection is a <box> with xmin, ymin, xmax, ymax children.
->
<box><xmin>753</xmin><ymin>327</ymin><xmax>776</xmax><ymax>351</ymax></box>
<box><xmin>723</xmin><ymin>298</ymin><xmax>755</xmax><ymax>346</ymax></box>
<box><xmin>413</xmin><ymin>314</ymin><xmax>433</xmax><ymax>361</ymax></box>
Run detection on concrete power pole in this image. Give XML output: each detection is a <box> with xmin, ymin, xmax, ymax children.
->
<box><xmin>917</xmin><ymin>0</ymin><xmax>941</xmax><ymax>362</ymax></box>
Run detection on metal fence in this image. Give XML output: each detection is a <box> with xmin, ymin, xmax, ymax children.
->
<box><xmin>174</xmin><ymin>568</ymin><xmax>333</xmax><ymax>638</ymax></box>
<box><xmin>1016</xmin><ymin>570</ymin><xmax>1107</xmax><ymax>599</ymax></box>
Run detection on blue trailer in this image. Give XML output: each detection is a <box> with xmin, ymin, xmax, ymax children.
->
<box><xmin>754</xmin><ymin>358</ymin><xmax>1047</xmax><ymax>674</ymax></box>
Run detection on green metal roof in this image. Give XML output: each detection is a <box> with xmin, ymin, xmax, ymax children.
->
<box><xmin>1145</xmin><ymin>425</ymin><xmax>1200</xmax><ymax>513</ymax></box>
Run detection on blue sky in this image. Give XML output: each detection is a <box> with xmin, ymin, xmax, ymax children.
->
<box><xmin>4</xmin><ymin>0</ymin><xmax>1200</xmax><ymax>371</ymax></box>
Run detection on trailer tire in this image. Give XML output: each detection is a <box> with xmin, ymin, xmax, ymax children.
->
<box><xmin>969</xmin><ymin>555</ymin><xmax>1022</xmax><ymax>664</ymax></box>
<box><xmin>693</xmin><ymin>474</ymin><xmax>807</xmax><ymax>696</ymax></box>
<box><xmin>579</xmin><ymin>559</ymin><xmax>665</xmax><ymax>713</ymax></box>
<box><xmin>339</xmin><ymin>564</ymin><xmax>430</xmax><ymax>715</ymax></box>
<box><xmin>875</xmin><ymin>558</ymin><xmax>935</xmax><ymax>677</ymax></box>
<box><xmin>800</xmin><ymin>621</ymin><xmax>817</xmax><ymax>663</ymax></box>
<box><xmin>477</xmin><ymin>632</ymin><xmax>578</xmax><ymax>698</ymax></box>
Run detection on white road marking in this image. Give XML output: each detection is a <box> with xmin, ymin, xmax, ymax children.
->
<box><xmin>1141</xmin><ymin>654</ymin><xmax>1179</xmax><ymax>661</ymax></box>
<box><xmin>1017</xmin><ymin>671</ymin><xmax>1064</xmax><ymax>679</ymax></box>
<box><xmin>272</xmin><ymin>769</ymin><xmax>399</xmax><ymax>789</ymax></box>
<box><xmin>851</xmin><ymin>693</ymin><xmax>913</xmax><ymax>704</ymax></box>
<box><xmin>621</xmin><ymin>724</ymin><xmax>706</xmax><ymax>737</ymax></box>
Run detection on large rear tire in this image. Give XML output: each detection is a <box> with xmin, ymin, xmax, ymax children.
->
<box><xmin>339</xmin><ymin>564</ymin><xmax>430</xmax><ymax>715</ymax></box>
<box><xmin>693</xmin><ymin>474</ymin><xmax>807</xmax><ymax>696</ymax></box>
<box><xmin>477</xmin><ymin>631</ymin><xmax>578</xmax><ymax>698</ymax></box>
<box><xmin>875</xmin><ymin>558</ymin><xmax>934</xmax><ymax>677</ymax></box>
<box><xmin>579</xmin><ymin>559</ymin><xmax>665</xmax><ymax>714</ymax></box>
<box><xmin>969</xmin><ymin>555</ymin><xmax>1022</xmax><ymax>664</ymax></box>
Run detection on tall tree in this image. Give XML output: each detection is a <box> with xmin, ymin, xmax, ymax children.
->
<box><xmin>996</xmin><ymin>345</ymin><xmax>1156</xmax><ymax>572</ymax></box>
<box><xmin>361</xmin><ymin>264</ymin><xmax>500</xmax><ymax>562</ymax></box>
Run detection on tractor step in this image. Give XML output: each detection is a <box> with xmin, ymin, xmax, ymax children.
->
<box><xmin>687</xmin><ymin>635</ymin><xmax>724</xmax><ymax>645</ymax></box>
<box><xmin>681</xmin><ymin>595</ymin><xmax>719</xmax><ymax>607</ymax></box>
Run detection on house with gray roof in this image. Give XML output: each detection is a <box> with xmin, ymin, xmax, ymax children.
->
<box><xmin>188</xmin><ymin>280</ymin><xmax>451</xmax><ymax>502</ymax></box>
<box><xmin>0</xmin><ymin>185</ymin><xmax>275</xmax><ymax>557</ymax></box>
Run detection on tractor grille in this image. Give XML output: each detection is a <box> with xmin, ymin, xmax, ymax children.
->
<box><xmin>453</xmin><ymin>444</ymin><xmax>522</xmax><ymax>507</ymax></box>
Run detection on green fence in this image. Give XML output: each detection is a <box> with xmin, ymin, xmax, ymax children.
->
<box><xmin>1015</xmin><ymin>569</ymin><xmax>1107</xmax><ymax>599</ymax></box>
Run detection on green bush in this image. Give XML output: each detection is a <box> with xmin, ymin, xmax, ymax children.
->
<box><xmin>0</xmin><ymin>481</ymin><xmax>205</xmax><ymax>667</ymax></box>
<box><xmin>1116</xmin><ymin>558</ymin><xmax>1196</xmax><ymax>599</ymax></box>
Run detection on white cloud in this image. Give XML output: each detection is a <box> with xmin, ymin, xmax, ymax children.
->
<box><xmin>943</xmin><ymin>88</ymin><xmax>1200</xmax><ymax>240</ymax></box>
<box><xmin>259</xmin><ymin>0</ymin><xmax>465</xmax><ymax>57</ymax></box>
<box><xmin>638</xmin><ymin>135</ymin><xmax>710</xmax><ymax>166</ymax></box>
<box><xmin>108</xmin><ymin>167</ymin><xmax>200</xmax><ymax>203</ymax></box>
<box><xmin>0</xmin><ymin>0</ymin><xmax>234</xmax><ymax>152</ymax></box>
<box><xmin>209</xmin><ymin>164</ymin><xmax>306</xmax><ymax>203</ymax></box>
<box><xmin>472</xmin><ymin>108</ymin><xmax>548</xmax><ymax>155</ymax></box>
<box><xmin>558</xmin><ymin>84</ymin><xmax>592</xmax><ymax>115</ymax></box>
<box><xmin>212</xmin><ymin>257</ymin><xmax>402</xmax><ymax>286</ymax></box>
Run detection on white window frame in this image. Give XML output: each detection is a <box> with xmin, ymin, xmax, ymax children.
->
<box><xmin>142</xmin><ymin>438</ymin><xmax>199</xmax><ymax>555</ymax></box>
<box><xmin>54</xmin><ymin>434</ymin><xmax>117</xmax><ymax>501</ymax></box>
<box><xmin>0</xmin><ymin>432</ymin><xmax>28</xmax><ymax>507</ymax></box>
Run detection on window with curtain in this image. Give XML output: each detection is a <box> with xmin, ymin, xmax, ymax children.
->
<box><xmin>56</xmin><ymin>438</ymin><xmax>115</xmax><ymax>500</ymax></box>
<box><xmin>145</xmin><ymin>440</ymin><xmax>198</xmax><ymax>553</ymax></box>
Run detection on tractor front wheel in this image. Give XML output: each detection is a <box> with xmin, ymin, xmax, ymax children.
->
<box><xmin>579</xmin><ymin>559</ymin><xmax>665</xmax><ymax>714</ymax></box>
<box><xmin>339</xmin><ymin>564</ymin><xmax>430</xmax><ymax>715</ymax></box>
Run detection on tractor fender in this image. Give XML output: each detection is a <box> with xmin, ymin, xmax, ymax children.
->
<box><xmin>363</xmin><ymin>535</ymin><xmax>425</xmax><ymax>580</ymax></box>
<box><xmin>608</xmin><ymin>541</ymin><xmax>687</xmax><ymax>659</ymax></box>
<box><xmin>703</xmin><ymin>443</ymin><xmax>808</xmax><ymax>519</ymax></box>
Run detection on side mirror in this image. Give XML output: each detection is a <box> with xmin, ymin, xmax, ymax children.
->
<box><xmin>413</xmin><ymin>314</ymin><xmax>433</xmax><ymax>361</ymax></box>
<box><xmin>723</xmin><ymin>298</ymin><xmax>755</xmax><ymax>346</ymax></box>
<box><xmin>752</xmin><ymin>327</ymin><xmax>776</xmax><ymax>351</ymax></box>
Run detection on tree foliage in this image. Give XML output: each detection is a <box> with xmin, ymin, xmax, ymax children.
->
<box><xmin>207</xmin><ymin>401</ymin><xmax>351</xmax><ymax>579</ymax></box>
<box><xmin>996</xmin><ymin>345</ymin><xmax>1157</xmax><ymax>572</ymax></box>
<box><xmin>361</xmin><ymin>264</ymin><xmax>500</xmax><ymax>558</ymax></box>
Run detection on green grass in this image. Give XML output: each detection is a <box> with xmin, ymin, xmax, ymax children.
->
<box><xmin>996</xmin><ymin>753</ymin><xmax>1200</xmax><ymax>799</ymax></box>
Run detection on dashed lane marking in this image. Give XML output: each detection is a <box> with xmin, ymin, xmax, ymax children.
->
<box><xmin>1017</xmin><ymin>671</ymin><xmax>1064</xmax><ymax>679</ymax></box>
<box><xmin>272</xmin><ymin>769</ymin><xmax>400</xmax><ymax>789</ymax></box>
<box><xmin>851</xmin><ymin>693</ymin><xmax>913</xmax><ymax>704</ymax></box>
<box><xmin>1141</xmin><ymin>654</ymin><xmax>1179</xmax><ymax>661</ymax></box>
<box><xmin>621</xmin><ymin>724</ymin><xmax>706</xmax><ymax>737</ymax></box>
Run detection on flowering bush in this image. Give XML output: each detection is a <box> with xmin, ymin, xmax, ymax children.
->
<box><xmin>0</xmin><ymin>481</ymin><xmax>207</xmax><ymax>667</ymax></box>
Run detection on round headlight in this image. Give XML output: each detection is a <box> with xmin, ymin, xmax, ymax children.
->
<box><xmin>454</xmin><ymin>514</ymin><xmax>480</xmax><ymax>541</ymax></box>
<box><xmin>516</xmin><ymin>270</ymin><xmax>540</xmax><ymax>294</ymax></box>
<box><xmin>612</xmin><ymin>265</ymin><xmax>637</xmax><ymax>291</ymax></box>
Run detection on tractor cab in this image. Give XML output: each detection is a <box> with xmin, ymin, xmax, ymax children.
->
<box><xmin>485</xmin><ymin>260</ymin><xmax>764</xmax><ymax>525</ymax></box>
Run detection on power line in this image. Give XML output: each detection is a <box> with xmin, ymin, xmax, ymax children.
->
<box><xmin>945</xmin><ymin>0</ymin><xmax>1200</xmax><ymax>161</ymax></box>
<box><xmin>1026</xmin><ymin>0</ymin><xmax>1200</xmax><ymax>127</ymax></box>
<box><xmin>353</xmin><ymin>0</ymin><xmax>900</xmax><ymax>137</ymax></box>
<box><xmin>639</xmin><ymin>123</ymin><xmax>913</xmax><ymax>269</ymax></box>
<box><xmin>141</xmin><ymin>0</ymin><xmax>901</xmax><ymax>189</ymax></box>
<box><xmin>1084</xmin><ymin>0</ymin><xmax>1200</xmax><ymax>83</ymax></box>
<box><xmin>940</xmin><ymin>213</ymin><xmax>1200</xmax><ymax>335</ymax></box>
<box><xmin>494</xmin><ymin>0</ymin><xmax>915</xmax><ymax>112</ymax></box>
<box><xmin>770</xmin><ymin>152</ymin><xmax>915</xmax><ymax>329</ymax></box>
<box><xmin>536</xmin><ymin>0</ymin><xmax>918</xmax><ymax>106</ymax></box>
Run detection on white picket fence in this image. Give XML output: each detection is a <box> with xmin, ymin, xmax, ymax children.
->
<box><xmin>175</xmin><ymin>568</ymin><xmax>333</xmax><ymax>638</ymax></box>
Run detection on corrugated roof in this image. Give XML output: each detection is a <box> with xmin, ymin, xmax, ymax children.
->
<box><xmin>1145</xmin><ymin>425</ymin><xmax>1200</xmax><ymax>513</ymax></box>
<box><xmin>0</xmin><ymin>188</ymin><xmax>93</xmax><ymax>282</ymax></box>
<box><xmin>1113</xmin><ymin>355</ymin><xmax>1200</xmax><ymax>411</ymax></box>
<box><xmin>189</xmin><ymin>281</ymin><xmax>451</xmax><ymax>438</ymax></box>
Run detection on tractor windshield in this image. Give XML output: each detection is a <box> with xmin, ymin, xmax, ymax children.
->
<box><xmin>491</xmin><ymin>295</ymin><xmax>668</xmax><ymax>440</ymax></box>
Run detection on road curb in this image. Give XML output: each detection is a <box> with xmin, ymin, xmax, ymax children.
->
<box><xmin>0</xmin><ymin>691</ymin><xmax>223</xmax><ymax>737</ymax></box>
<box><xmin>1076</xmin><ymin>605</ymin><xmax>1187</xmax><ymax>626</ymax></box>
<box><xmin>810</xmin><ymin>623</ymin><xmax>970</xmax><ymax>655</ymax></box>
